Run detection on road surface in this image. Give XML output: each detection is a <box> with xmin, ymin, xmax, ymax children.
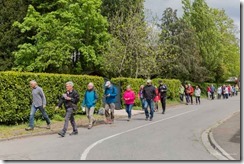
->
<box><xmin>0</xmin><ymin>96</ymin><xmax>240</xmax><ymax>160</ymax></box>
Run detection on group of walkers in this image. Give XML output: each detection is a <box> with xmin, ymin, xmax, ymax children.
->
<box><xmin>24</xmin><ymin>79</ymin><xmax>240</xmax><ymax>137</ymax></box>
<box><xmin>178</xmin><ymin>83</ymin><xmax>239</xmax><ymax>106</ymax></box>
<box><xmin>26</xmin><ymin>79</ymin><xmax>169</xmax><ymax>137</ymax></box>
<box><xmin>179</xmin><ymin>83</ymin><xmax>201</xmax><ymax>105</ymax></box>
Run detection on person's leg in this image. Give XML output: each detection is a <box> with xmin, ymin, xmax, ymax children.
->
<box><xmin>128</xmin><ymin>104</ymin><xmax>133</xmax><ymax>119</ymax></box>
<box><xmin>89</xmin><ymin>107</ymin><xmax>96</xmax><ymax>125</ymax></box>
<box><xmin>38</xmin><ymin>106</ymin><xmax>51</xmax><ymax>125</ymax></box>
<box><xmin>144</xmin><ymin>100</ymin><xmax>149</xmax><ymax>119</ymax></box>
<box><xmin>199</xmin><ymin>97</ymin><xmax>201</xmax><ymax>104</ymax></box>
<box><xmin>69</xmin><ymin>109</ymin><xmax>77</xmax><ymax>133</ymax></box>
<box><xmin>195</xmin><ymin>97</ymin><xmax>198</xmax><ymax>104</ymax></box>
<box><xmin>162</xmin><ymin>97</ymin><xmax>166</xmax><ymax>114</ymax></box>
<box><xmin>148</xmin><ymin>99</ymin><xmax>154</xmax><ymax>120</ymax></box>
<box><xmin>104</xmin><ymin>104</ymin><xmax>110</xmax><ymax>122</ymax></box>
<box><xmin>62</xmin><ymin>108</ymin><xmax>73</xmax><ymax>134</ymax></box>
<box><xmin>125</xmin><ymin>104</ymin><xmax>129</xmax><ymax>117</ymax></box>
<box><xmin>28</xmin><ymin>105</ymin><xmax>37</xmax><ymax>129</ymax></box>
<box><xmin>110</xmin><ymin>103</ymin><xmax>115</xmax><ymax>123</ymax></box>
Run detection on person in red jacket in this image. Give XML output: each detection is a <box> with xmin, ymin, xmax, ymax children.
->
<box><xmin>188</xmin><ymin>84</ymin><xmax>194</xmax><ymax>105</ymax></box>
<box><xmin>153</xmin><ymin>86</ymin><xmax>160</xmax><ymax>112</ymax></box>
<box><xmin>123</xmin><ymin>85</ymin><xmax>136</xmax><ymax>121</ymax></box>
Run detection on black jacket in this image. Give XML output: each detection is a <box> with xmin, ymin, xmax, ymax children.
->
<box><xmin>158</xmin><ymin>84</ymin><xmax>167</xmax><ymax>98</ymax></box>
<box><xmin>57</xmin><ymin>90</ymin><xmax>80</xmax><ymax>109</ymax></box>
<box><xmin>143</xmin><ymin>85</ymin><xmax>156</xmax><ymax>100</ymax></box>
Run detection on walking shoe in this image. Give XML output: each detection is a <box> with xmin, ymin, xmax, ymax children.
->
<box><xmin>149</xmin><ymin>118</ymin><xmax>153</xmax><ymax>121</ymax></box>
<box><xmin>105</xmin><ymin>120</ymin><xmax>110</xmax><ymax>124</ymax></box>
<box><xmin>25</xmin><ymin>127</ymin><xmax>34</xmax><ymax>131</ymax></box>
<box><xmin>46</xmin><ymin>124</ymin><xmax>51</xmax><ymax>129</ymax></box>
<box><xmin>145</xmin><ymin>117</ymin><xmax>149</xmax><ymax>121</ymax></box>
<box><xmin>88</xmin><ymin>125</ymin><xmax>92</xmax><ymax>129</ymax></box>
<box><xmin>162</xmin><ymin>112</ymin><xmax>165</xmax><ymax>114</ymax></box>
<box><xmin>70</xmin><ymin>131</ymin><xmax>78</xmax><ymax>135</ymax></box>
<box><xmin>109</xmin><ymin>120</ymin><xmax>114</xmax><ymax>124</ymax></box>
<box><xmin>58</xmin><ymin>131</ymin><xmax>65</xmax><ymax>137</ymax></box>
<box><xmin>127</xmin><ymin>118</ymin><xmax>131</xmax><ymax>121</ymax></box>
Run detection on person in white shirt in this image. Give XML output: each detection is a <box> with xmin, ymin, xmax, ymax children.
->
<box><xmin>195</xmin><ymin>86</ymin><xmax>201</xmax><ymax>105</ymax></box>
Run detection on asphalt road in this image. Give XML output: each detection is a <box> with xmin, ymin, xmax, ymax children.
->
<box><xmin>0</xmin><ymin>95</ymin><xmax>240</xmax><ymax>160</ymax></box>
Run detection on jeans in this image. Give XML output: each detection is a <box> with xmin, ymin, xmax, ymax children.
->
<box><xmin>125</xmin><ymin>104</ymin><xmax>133</xmax><ymax>118</ymax></box>
<box><xmin>185</xmin><ymin>94</ymin><xmax>190</xmax><ymax>104</ymax></box>
<box><xmin>105</xmin><ymin>103</ymin><xmax>115</xmax><ymax>121</ymax></box>
<box><xmin>144</xmin><ymin>99</ymin><xmax>154</xmax><ymax>119</ymax></box>
<box><xmin>29</xmin><ymin>105</ymin><xmax>50</xmax><ymax>128</ymax></box>
<box><xmin>62</xmin><ymin>108</ymin><xmax>77</xmax><ymax>133</ymax></box>
<box><xmin>86</xmin><ymin>107</ymin><xmax>95</xmax><ymax>126</ymax></box>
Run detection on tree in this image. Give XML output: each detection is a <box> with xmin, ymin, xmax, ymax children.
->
<box><xmin>158</xmin><ymin>8</ymin><xmax>208</xmax><ymax>82</ymax></box>
<box><xmin>0</xmin><ymin>0</ymin><xmax>31</xmax><ymax>71</ymax></box>
<box><xmin>13</xmin><ymin>0</ymin><xmax>110</xmax><ymax>74</ymax></box>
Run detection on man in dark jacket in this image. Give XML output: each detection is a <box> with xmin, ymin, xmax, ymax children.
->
<box><xmin>143</xmin><ymin>80</ymin><xmax>156</xmax><ymax>121</ymax></box>
<box><xmin>158</xmin><ymin>80</ymin><xmax>167</xmax><ymax>114</ymax></box>
<box><xmin>56</xmin><ymin>81</ymin><xmax>80</xmax><ymax>137</ymax></box>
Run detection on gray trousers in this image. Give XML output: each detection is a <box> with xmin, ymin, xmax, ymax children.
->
<box><xmin>105</xmin><ymin>103</ymin><xmax>115</xmax><ymax>120</ymax></box>
<box><xmin>86</xmin><ymin>107</ymin><xmax>95</xmax><ymax>126</ymax></box>
<box><xmin>62</xmin><ymin>108</ymin><xmax>77</xmax><ymax>133</ymax></box>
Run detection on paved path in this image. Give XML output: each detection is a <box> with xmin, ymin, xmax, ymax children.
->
<box><xmin>212</xmin><ymin>112</ymin><xmax>240</xmax><ymax>160</ymax></box>
<box><xmin>0</xmin><ymin>96</ymin><xmax>240</xmax><ymax>160</ymax></box>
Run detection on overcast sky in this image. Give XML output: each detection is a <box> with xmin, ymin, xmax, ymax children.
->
<box><xmin>144</xmin><ymin>0</ymin><xmax>240</xmax><ymax>30</ymax></box>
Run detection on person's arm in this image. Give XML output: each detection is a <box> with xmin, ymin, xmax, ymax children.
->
<box><xmin>110</xmin><ymin>87</ymin><xmax>117</xmax><ymax>97</ymax></box>
<box><xmin>57</xmin><ymin>96</ymin><xmax>64</xmax><ymax>108</ymax></box>
<box><xmin>39</xmin><ymin>88</ymin><xmax>47</xmax><ymax>107</ymax></box>
<box><xmin>152</xmin><ymin>87</ymin><xmax>156</xmax><ymax>99</ymax></box>
<box><xmin>94</xmin><ymin>91</ymin><xmax>98</xmax><ymax>103</ymax></box>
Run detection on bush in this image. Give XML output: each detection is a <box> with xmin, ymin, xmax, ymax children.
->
<box><xmin>112</xmin><ymin>77</ymin><xmax>182</xmax><ymax>107</ymax></box>
<box><xmin>0</xmin><ymin>71</ymin><xmax>104</xmax><ymax>125</ymax></box>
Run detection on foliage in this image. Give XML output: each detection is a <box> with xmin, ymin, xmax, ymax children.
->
<box><xmin>0</xmin><ymin>71</ymin><xmax>104</xmax><ymax>125</ymax></box>
<box><xmin>13</xmin><ymin>0</ymin><xmax>110</xmax><ymax>74</ymax></box>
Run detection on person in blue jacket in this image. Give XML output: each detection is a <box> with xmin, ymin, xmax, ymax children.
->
<box><xmin>104</xmin><ymin>81</ymin><xmax>117</xmax><ymax>124</ymax></box>
<box><xmin>81</xmin><ymin>82</ymin><xmax>98</xmax><ymax>129</ymax></box>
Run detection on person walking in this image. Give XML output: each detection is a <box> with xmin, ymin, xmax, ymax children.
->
<box><xmin>154</xmin><ymin>86</ymin><xmax>160</xmax><ymax>112</ymax></box>
<box><xmin>143</xmin><ymin>80</ymin><xmax>156</xmax><ymax>121</ymax></box>
<box><xmin>81</xmin><ymin>82</ymin><xmax>98</xmax><ymax>129</ymax></box>
<box><xmin>185</xmin><ymin>84</ymin><xmax>190</xmax><ymax>105</ymax></box>
<box><xmin>217</xmin><ymin>86</ymin><xmax>222</xmax><ymax>99</ymax></box>
<box><xmin>158</xmin><ymin>80</ymin><xmax>167</xmax><ymax>114</ymax></box>
<box><xmin>55</xmin><ymin>81</ymin><xmax>80</xmax><ymax>137</ymax></box>
<box><xmin>188</xmin><ymin>84</ymin><xmax>194</xmax><ymax>104</ymax></box>
<box><xmin>210</xmin><ymin>84</ymin><xmax>215</xmax><ymax>100</ymax></box>
<box><xmin>123</xmin><ymin>85</ymin><xmax>135</xmax><ymax>121</ymax></box>
<box><xmin>235</xmin><ymin>85</ymin><xmax>239</xmax><ymax>96</ymax></box>
<box><xmin>179</xmin><ymin>84</ymin><xmax>185</xmax><ymax>102</ymax></box>
<box><xmin>195</xmin><ymin>86</ymin><xmax>201</xmax><ymax>105</ymax></box>
<box><xmin>224</xmin><ymin>85</ymin><xmax>229</xmax><ymax>99</ymax></box>
<box><xmin>104</xmin><ymin>81</ymin><xmax>118</xmax><ymax>124</ymax></box>
<box><xmin>138</xmin><ymin>85</ymin><xmax>145</xmax><ymax>110</ymax></box>
<box><xmin>207</xmin><ymin>86</ymin><xmax>211</xmax><ymax>99</ymax></box>
<box><xmin>25</xmin><ymin>80</ymin><xmax>51</xmax><ymax>131</ymax></box>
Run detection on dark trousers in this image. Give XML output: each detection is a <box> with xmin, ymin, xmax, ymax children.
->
<box><xmin>160</xmin><ymin>96</ymin><xmax>166</xmax><ymax>113</ymax></box>
<box><xmin>196</xmin><ymin>96</ymin><xmax>200</xmax><ymax>104</ymax></box>
<box><xmin>185</xmin><ymin>94</ymin><xmax>190</xmax><ymax>104</ymax></box>
<box><xmin>62</xmin><ymin>108</ymin><xmax>77</xmax><ymax>133</ymax></box>
<box><xmin>190</xmin><ymin>95</ymin><xmax>193</xmax><ymax>104</ymax></box>
<box><xmin>211</xmin><ymin>92</ymin><xmax>214</xmax><ymax>99</ymax></box>
<box><xmin>180</xmin><ymin>94</ymin><xmax>184</xmax><ymax>102</ymax></box>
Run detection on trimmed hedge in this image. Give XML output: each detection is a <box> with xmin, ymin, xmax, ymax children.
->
<box><xmin>111</xmin><ymin>77</ymin><xmax>182</xmax><ymax>107</ymax></box>
<box><xmin>0</xmin><ymin>71</ymin><xmax>104</xmax><ymax>124</ymax></box>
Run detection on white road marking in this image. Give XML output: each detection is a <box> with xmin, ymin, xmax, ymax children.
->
<box><xmin>80</xmin><ymin>109</ymin><xmax>197</xmax><ymax>160</ymax></box>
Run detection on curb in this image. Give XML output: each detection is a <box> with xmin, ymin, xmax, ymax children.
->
<box><xmin>201</xmin><ymin>111</ymin><xmax>239</xmax><ymax>160</ymax></box>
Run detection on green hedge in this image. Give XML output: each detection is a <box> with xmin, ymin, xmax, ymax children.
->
<box><xmin>111</xmin><ymin>77</ymin><xmax>182</xmax><ymax>107</ymax></box>
<box><xmin>0</xmin><ymin>71</ymin><xmax>104</xmax><ymax>125</ymax></box>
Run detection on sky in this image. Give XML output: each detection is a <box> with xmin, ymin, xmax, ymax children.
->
<box><xmin>144</xmin><ymin>0</ymin><xmax>240</xmax><ymax>30</ymax></box>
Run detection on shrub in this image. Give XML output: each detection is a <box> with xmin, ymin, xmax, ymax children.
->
<box><xmin>0</xmin><ymin>71</ymin><xmax>104</xmax><ymax>125</ymax></box>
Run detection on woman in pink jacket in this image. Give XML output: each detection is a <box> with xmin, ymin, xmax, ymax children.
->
<box><xmin>123</xmin><ymin>85</ymin><xmax>136</xmax><ymax>121</ymax></box>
